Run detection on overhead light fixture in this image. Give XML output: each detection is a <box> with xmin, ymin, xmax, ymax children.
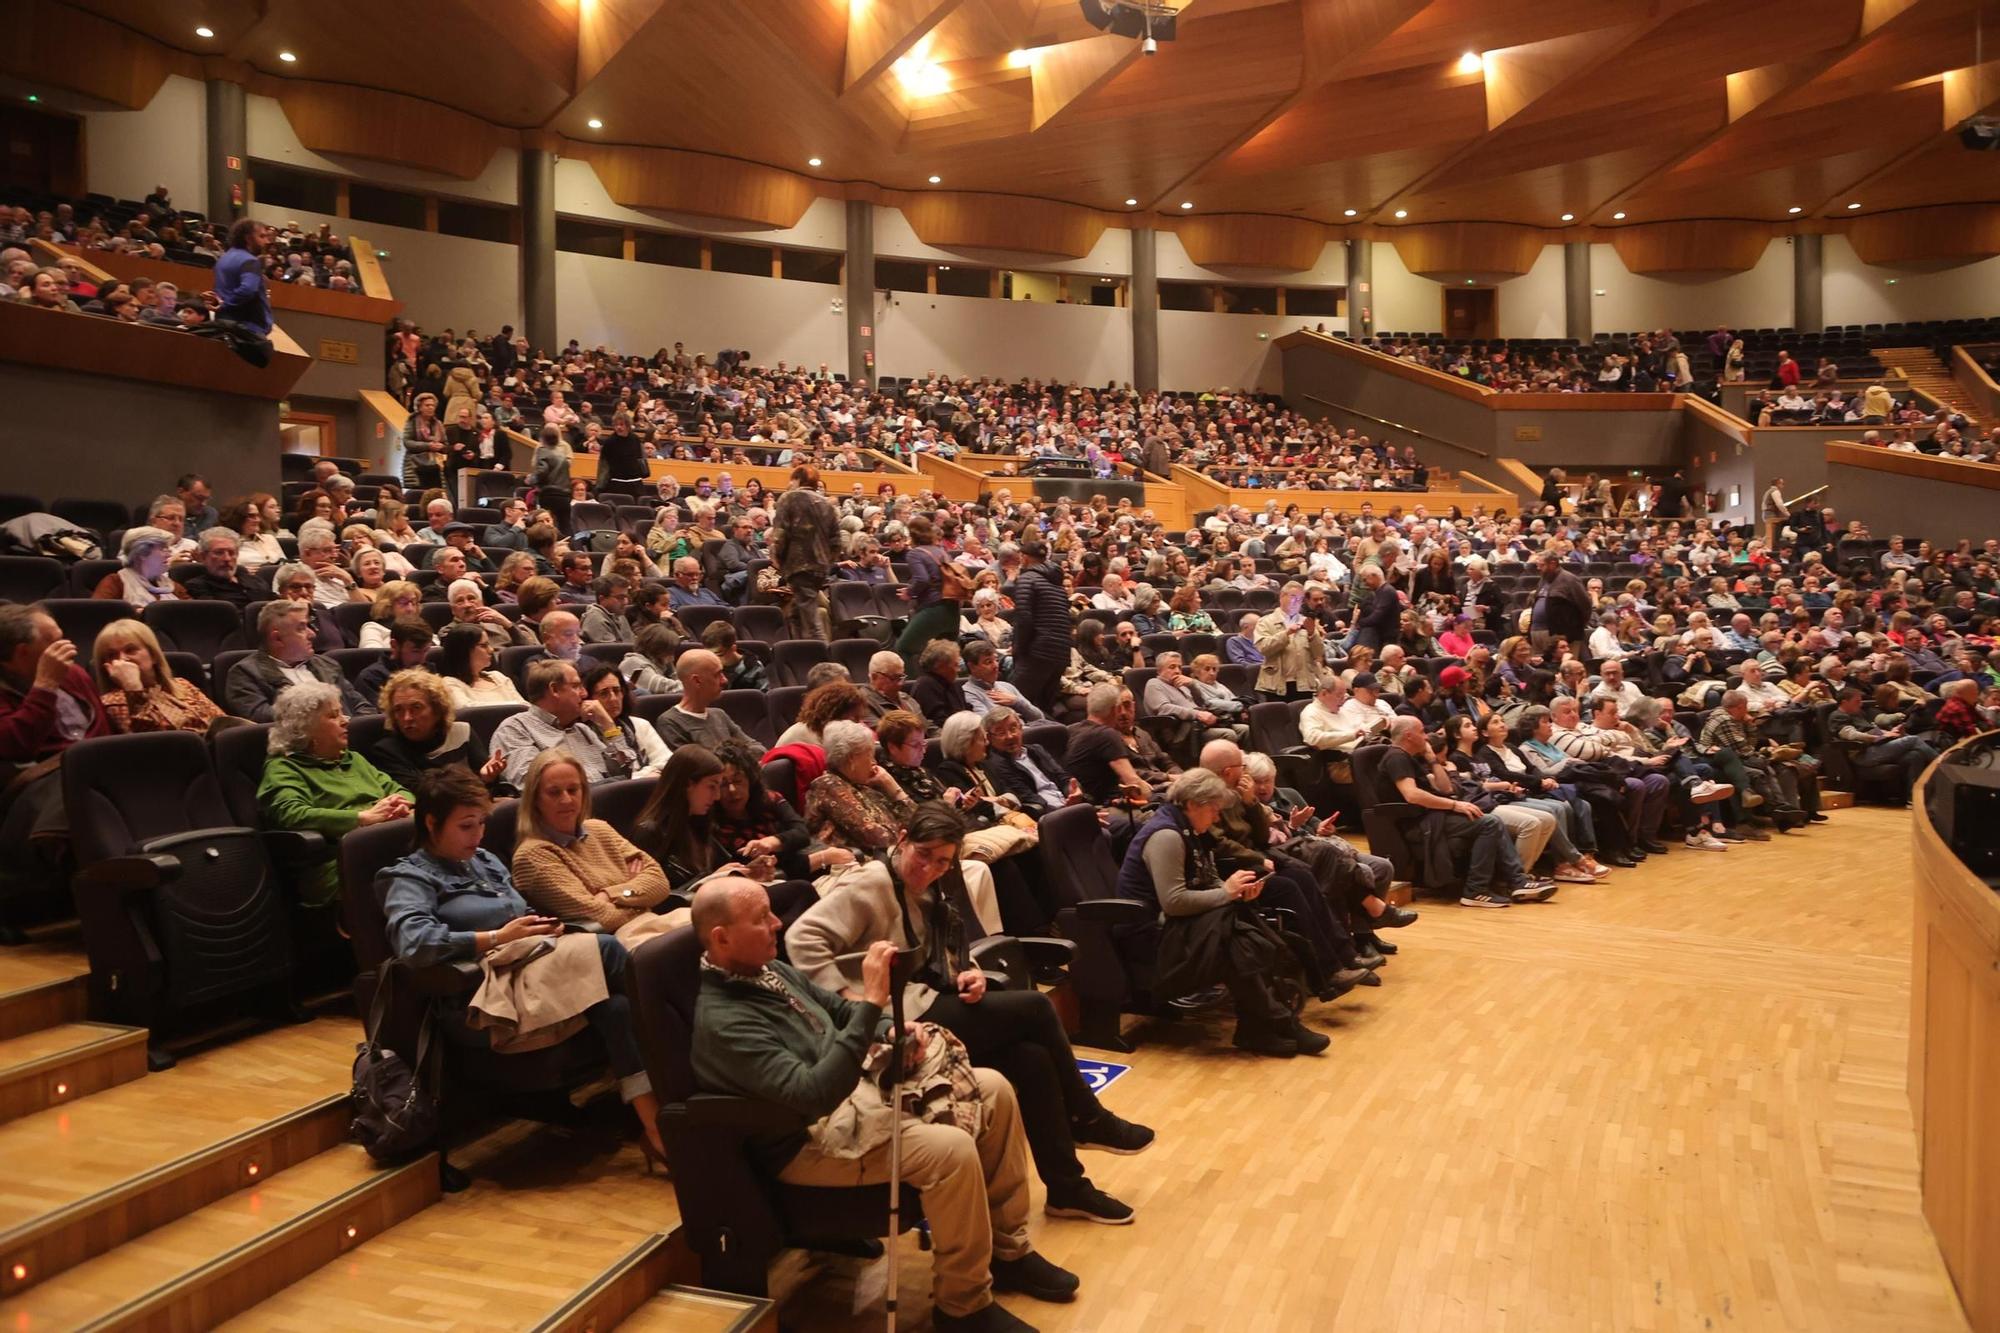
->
<box><xmin>1457</xmin><ymin>52</ymin><xmax>1483</xmax><ymax>75</ymax></box>
<box><xmin>195</xmin><ymin>25</ymin><xmax>214</xmax><ymax>38</ymax></box>
<box><xmin>1787</xmin><ymin>205</ymin><xmax>1803</xmax><ymax>214</ymax></box>
<box><xmin>808</xmin><ymin>157</ymin><xmax>822</xmax><ymax>167</ymax></box>
<box><xmin>1612</xmin><ymin>211</ymin><xmax>1626</xmax><ymax>220</ymax></box>
<box><xmin>586</xmin><ymin>118</ymin><xmax>603</xmax><ymax>129</ymax></box>
<box><xmin>1180</xmin><ymin>201</ymin><xmax>1193</xmax><ymax>209</ymax></box>
<box><xmin>1343</xmin><ymin>208</ymin><xmax>1357</xmax><ymax>217</ymax></box>
<box><xmin>928</xmin><ymin>174</ymin><xmax>942</xmax><ymax>184</ymax></box>
<box><xmin>1560</xmin><ymin>213</ymin><xmax>1575</xmax><ymax>222</ymax></box>
<box><xmin>893</xmin><ymin>36</ymin><xmax>951</xmax><ymax>97</ymax></box>
<box><xmin>278</xmin><ymin>50</ymin><xmax>297</xmax><ymax>62</ymax></box>
<box><xmin>1006</xmin><ymin>48</ymin><xmax>1045</xmax><ymax>69</ymax></box>
<box><xmin>1125</xmin><ymin>198</ymin><xmax>1138</xmax><ymax>207</ymax></box>
<box><xmin>1847</xmin><ymin>202</ymin><xmax>1861</xmax><ymax>210</ymax></box>
<box><xmin>1393</xmin><ymin>209</ymin><xmax>1408</xmax><ymax>219</ymax></box>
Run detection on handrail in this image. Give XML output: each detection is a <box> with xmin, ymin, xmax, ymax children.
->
<box><xmin>1300</xmin><ymin>393</ymin><xmax>1491</xmax><ymax>460</ymax></box>
<box><xmin>1274</xmin><ymin>329</ymin><xmax>1497</xmax><ymax>402</ymax></box>
<box><xmin>30</xmin><ymin>237</ymin><xmax>112</xmax><ymax>283</ymax></box>
<box><xmin>1824</xmin><ymin>439</ymin><xmax>2000</xmax><ymax>492</ymax></box>
<box><xmin>1950</xmin><ymin>344</ymin><xmax>2000</xmax><ymax>423</ymax></box>
<box><xmin>1680</xmin><ymin>393</ymin><xmax>1751</xmax><ymax>447</ymax></box>
<box><xmin>348</xmin><ymin>236</ymin><xmax>394</xmax><ymax>302</ymax></box>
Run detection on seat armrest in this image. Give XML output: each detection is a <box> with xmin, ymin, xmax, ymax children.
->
<box><xmin>1371</xmin><ymin>801</ymin><xmax>1423</xmax><ymax>821</ymax></box>
<box><xmin>75</xmin><ymin>852</ymin><xmax>182</xmax><ymax>895</ymax></box>
<box><xmin>261</xmin><ymin>829</ymin><xmax>328</xmax><ymax>867</ymax></box>
<box><xmin>402</xmin><ymin>958</ymin><xmax>483</xmax><ymax>997</ymax></box>
<box><xmin>1015</xmin><ymin>936</ymin><xmax>1078</xmax><ymax>967</ymax></box>
<box><xmin>667</xmin><ymin>1093</ymin><xmax>807</xmax><ymax>1137</ymax></box>
<box><xmin>1074</xmin><ymin>899</ymin><xmax>1153</xmax><ymax>925</ymax></box>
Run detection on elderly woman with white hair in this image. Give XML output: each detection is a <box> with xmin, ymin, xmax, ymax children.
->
<box><xmin>445</xmin><ymin>577</ymin><xmax>515</xmax><ymax>654</ymax></box>
<box><xmin>256</xmin><ymin>681</ymin><xmax>412</xmax><ymax>907</ymax></box>
<box><xmin>90</xmin><ymin>526</ymin><xmax>181</xmax><ymax>608</ymax></box>
<box><xmin>803</xmin><ymin>718</ymin><xmax>918</xmax><ymax>858</ymax></box>
<box><xmin>963</xmin><ymin>586</ymin><xmax>1015</xmax><ymax>659</ymax></box>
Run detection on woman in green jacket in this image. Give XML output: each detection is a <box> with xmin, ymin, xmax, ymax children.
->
<box><xmin>257</xmin><ymin>681</ymin><xmax>412</xmax><ymax>906</ymax></box>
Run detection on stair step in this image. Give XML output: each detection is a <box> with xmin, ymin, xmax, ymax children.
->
<box><xmin>613</xmin><ymin>1285</ymin><xmax>776</xmax><ymax>1333</ymax></box>
<box><xmin>219</xmin><ymin>1121</ymin><xmax>685</xmax><ymax>1331</ymax></box>
<box><xmin>0</xmin><ymin>947</ymin><xmax>90</xmax><ymax>1042</ymax></box>
<box><xmin>0</xmin><ymin>1022</ymin><xmax>148</xmax><ymax>1126</ymax></box>
<box><xmin>0</xmin><ymin>1017</ymin><xmax>357</xmax><ymax>1297</ymax></box>
<box><xmin>0</xmin><ymin>1145</ymin><xmax>436</xmax><ymax>1331</ymax></box>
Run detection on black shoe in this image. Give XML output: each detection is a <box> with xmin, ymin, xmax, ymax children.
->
<box><xmin>1603</xmin><ymin>853</ymin><xmax>1640</xmax><ymax>868</ymax></box>
<box><xmin>1371</xmin><ymin>937</ymin><xmax>1398</xmax><ymax>955</ymax></box>
<box><xmin>1458</xmin><ymin>889</ymin><xmax>1511</xmax><ymax>909</ymax></box>
<box><xmin>1044</xmin><ymin>1181</ymin><xmax>1134</xmax><ymax>1227</ymax></box>
<box><xmin>1807</xmin><ymin>812</ymin><xmax>1829</xmax><ymax>824</ymax></box>
<box><xmin>1289</xmin><ymin>1018</ymin><xmax>1331</xmax><ymax>1055</ymax></box>
<box><xmin>1232</xmin><ymin>1024</ymin><xmax>1299</xmax><ymax>1057</ymax></box>
<box><xmin>1639</xmin><ymin>840</ymin><xmax>1671</xmax><ymax>855</ymax></box>
<box><xmin>935</xmin><ymin>1301</ymin><xmax>1039</xmax><ymax>1332</ymax></box>
<box><xmin>992</xmin><ymin>1250</ymin><xmax>1083</xmax><ymax>1301</ymax></box>
<box><xmin>1371</xmin><ymin>905</ymin><xmax>1419</xmax><ymax>928</ymax></box>
<box><xmin>1073</xmin><ymin>1112</ymin><xmax>1154</xmax><ymax>1155</ymax></box>
<box><xmin>1626</xmin><ymin>846</ymin><xmax>1648</xmax><ymax>861</ymax></box>
<box><xmin>1351</xmin><ymin>951</ymin><xmax>1386</xmax><ymax>970</ymax></box>
<box><xmin>1353</xmin><ymin>969</ymin><xmax>1382</xmax><ymax>986</ymax></box>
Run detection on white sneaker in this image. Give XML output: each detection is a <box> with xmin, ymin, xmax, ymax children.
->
<box><xmin>1689</xmin><ymin>780</ymin><xmax>1734</xmax><ymax>804</ymax></box>
<box><xmin>1684</xmin><ymin>830</ymin><xmax>1728</xmax><ymax>851</ymax></box>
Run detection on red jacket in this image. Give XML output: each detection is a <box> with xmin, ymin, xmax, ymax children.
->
<box><xmin>0</xmin><ymin>665</ymin><xmax>111</xmax><ymax>763</ymax></box>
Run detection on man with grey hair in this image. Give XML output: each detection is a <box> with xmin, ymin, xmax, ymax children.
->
<box><xmin>490</xmin><ymin>658</ymin><xmax>637</xmax><ymax>789</ymax></box>
<box><xmin>144</xmin><ymin>495</ymin><xmax>199</xmax><ymax>563</ymax></box>
<box><xmin>861</xmin><ymin>650</ymin><xmax>926</xmax><ymax>727</ymax></box>
<box><xmin>179</xmin><ymin>527</ymin><xmax>269</xmax><ymax>607</ymax></box>
<box><xmin>651</xmin><ymin>649</ymin><xmax>752</xmax><ymax>751</ymax></box>
<box><xmin>1145</xmin><ymin>652</ymin><xmax>1244</xmax><ymax>750</ymax></box>
<box><xmin>225</xmin><ymin>600</ymin><xmax>374</xmax><ymax>722</ymax></box>
<box><xmin>1063</xmin><ymin>682</ymin><xmax>1148</xmax><ymax>807</ymax></box>
<box><xmin>295</xmin><ymin>527</ymin><xmax>356</xmax><ymax>609</ymax></box>
<box><xmin>1377</xmin><ymin>715</ymin><xmax>1532</xmax><ymax>909</ymax></box>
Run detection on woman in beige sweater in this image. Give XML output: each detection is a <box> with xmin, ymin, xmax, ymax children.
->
<box><xmin>509</xmin><ymin>749</ymin><xmax>682</xmax><ymax>944</ymax></box>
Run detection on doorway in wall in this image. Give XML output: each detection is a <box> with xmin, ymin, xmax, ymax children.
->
<box><xmin>1442</xmin><ymin>286</ymin><xmax>1498</xmax><ymax>339</ymax></box>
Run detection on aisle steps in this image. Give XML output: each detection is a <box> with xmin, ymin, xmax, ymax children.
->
<box><xmin>0</xmin><ymin>948</ymin><xmax>90</xmax><ymax>1042</ymax></box>
<box><xmin>1876</xmin><ymin>347</ymin><xmax>1982</xmax><ymax>421</ymax></box>
<box><xmin>614</xmin><ymin>1286</ymin><xmax>776</xmax><ymax>1332</ymax></box>
<box><xmin>0</xmin><ymin>1021</ymin><xmax>147</xmax><ymax>1125</ymax></box>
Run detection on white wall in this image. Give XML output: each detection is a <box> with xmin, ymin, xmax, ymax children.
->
<box><xmin>1368</xmin><ymin>242</ymin><xmax>1441</xmax><ymax>333</ymax></box>
<box><xmin>247</xmin><ymin>203</ymin><xmax>521</xmax><ymax>333</ymax></box>
<box><xmin>1589</xmin><ymin>237</ymin><xmax>1793</xmax><ymax>333</ymax></box>
<box><xmin>83</xmin><ymin>74</ymin><xmax>206</xmax><ymax>208</ymax></box>
<box><xmin>877</xmin><ymin>290</ymin><xmax>1131</xmax><ymax>385</ymax></box>
<box><xmin>245</xmin><ymin>93</ymin><xmax>521</xmax><ymax>204</ymax></box>
<box><xmin>556</xmin><ymin>251</ymin><xmax>847</xmax><ymax>368</ymax></box>
<box><xmin>1159</xmin><ymin>314</ymin><xmax>1322</xmax><ymax>392</ymax></box>
<box><xmin>1822</xmin><ymin>232</ymin><xmax>2000</xmax><ymax>326</ymax></box>
<box><xmin>1156</xmin><ymin>230</ymin><xmax>1346</xmax><ymax>287</ymax></box>
<box><xmin>1496</xmin><ymin>242</ymin><xmax>1566</xmax><ymax>339</ymax></box>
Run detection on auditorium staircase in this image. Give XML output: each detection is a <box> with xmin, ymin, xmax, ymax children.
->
<box><xmin>1874</xmin><ymin>346</ymin><xmax>1984</xmax><ymax>421</ymax></box>
<box><xmin>0</xmin><ymin>934</ymin><xmax>773</xmax><ymax>1332</ymax></box>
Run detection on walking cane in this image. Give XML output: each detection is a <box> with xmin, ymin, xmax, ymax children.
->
<box><xmin>840</xmin><ymin>945</ymin><xmax>923</xmax><ymax>1332</ymax></box>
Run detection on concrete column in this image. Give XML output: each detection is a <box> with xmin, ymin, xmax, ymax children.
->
<box><xmin>1346</xmin><ymin>238</ymin><xmax>1373</xmax><ymax>339</ymax></box>
<box><xmin>204</xmin><ymin>79</ymin><xmax>246</xmax><ymax>223</ymax></box>
<box><xmin>1130</xmin><ymin>225</ymin><xmax>1159</xmax><ymax>392</ymax></box>
<box><xmin>1793</xmin><ymin>232</ymin><xmax>1823</xmax><ymax>334</ymax></box>
<box><xmin>518</xmin><ymin>147</ymin><xmax>557</xmax><ymax>354</ymax></box>
<box><xmin>845</xmin><ymin>200</ymin><xmax>875</xmax><ymax>387</ymax></box>
<box><xmin>1564</xmin><ymin>242</ymin><xmax>1591</xmax><ymax>343</ymax></box>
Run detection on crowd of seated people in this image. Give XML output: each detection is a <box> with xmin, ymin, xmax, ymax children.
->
<box><xmin>6</xmin><ymin>446</ymin><xmax>2000</xmax><ymax>1328</ymax></box>
<box><xmin>0</xmin><ymin>189</ymin><xmax>357</xmax><ymax>284</ymax></box>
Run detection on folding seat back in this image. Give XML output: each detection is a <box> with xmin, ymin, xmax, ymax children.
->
<box><xmin>41</xmin><ymin>598</ymin><xmax>127</xmax><ymax>647</ymax></box>
<box><xmin>764</xmin><ymin>685</ymin><xmax>807</xmax><ymax>736</ymax></box>
<box><xmin>732</xmin><ymin>605</ymin><xmax>786</xmax><ymax>643</ymax></box>
<box><xmin>142</xmin><ymin>598</ymin><xmax>246</xmax><ymax>659</ymax></box>
<box><xmin>769</xmin><ymin>639</ymin><xmax>831</xmax><ymax>688</ymax></box>
<box><xmin>0</xmin><ymin>555</ymin><xmax>65</xmax><ymax>604</ymax></box>
<box><xmin>719</xmin><ymin>688</ymin><xmax>777</xmax><ymax>747</ymax></box>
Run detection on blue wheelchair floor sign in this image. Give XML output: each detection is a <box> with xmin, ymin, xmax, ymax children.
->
<box><xmin>1076</xmin><ymin>1058</ymin><xmax>1132</xmax><ymax>1092</ymax></box>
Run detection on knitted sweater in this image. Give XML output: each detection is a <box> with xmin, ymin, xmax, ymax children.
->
<box><xmin>511</xmin><ymin>819</ymin><xmax>673</xmax><ymax>930</ymax></box>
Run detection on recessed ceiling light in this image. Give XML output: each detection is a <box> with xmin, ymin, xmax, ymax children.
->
<box><xmin>928</xmin><ymin>175</ymin><xmax>941</xmax><ymax>184</ymax></box>
<box><xmin>1560</xmin><ymin>213</ymin><xmax>1575</xmax><ymax>222</ymax></box>
<box><xmin>1343</xmin><ymin>208</ymin><xmax>1357</xmax><ymax>217</ymax></box>
<box><xmin>587</xmin><ymin>118</ymin><xmax>603</xmax><ymax>129</ymax></box>
<box><xmin>1612</xmin><ymin>211</ymin><xmax>1626</xmax><ymax>220</ymax></box>
<box><xmin>1847</xmin><ymin>202</ymin><xmax>1861</xmax><ymax>210</ymax></box>
<box><xmin>808</xmin><ymin>157</ymin><xmax>822</xmax><ymax>167</ymax></box>
<box><xmin>195</xmin><ymin>25</ymin><xmax>214</xmax><ymax>38</ymax></box>
<box><xmin>1788</xmin><ymin>205</ymin><xmax>1803</xmax><ymax>214</ymax></box>
<box><xmin>1180</xmin><ymin>201</ymin><xmax>1193</xmax><ymax>209</ymax></box>
<box><xmin>1393</xmin><ymin>209</ymin><xmax>1408</xmax><ymax>219</ymax></box>
<box><xmin>277</xmin><ymin>50</ymin><xmax>296</xmax><ymax>62</ymax></box>
<box><xmin>1125</xmin><ymin>198</ymin><xmax>1137</xmax><ymax>206</ymax></box>
<box><xmin>1457</xmin><ymin>52</ymin><xmax>1483</xmax><ymax>75</ymax></box>
<box><xmin>940</xmin><ymin>264</ymin><xmax>951</xmax><ymax>271</ymax></box>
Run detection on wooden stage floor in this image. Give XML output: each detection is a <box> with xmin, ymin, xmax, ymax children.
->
<box><xmin>777</xmin><ymin>805</ymin><xmax>1970</xmax><ymax>1332</ymax></box>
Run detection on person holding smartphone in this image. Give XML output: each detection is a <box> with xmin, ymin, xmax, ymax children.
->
<box><xmin>1252</xmin><ymin>581</ymin><xmax>1326</xmax><ymax>700</ymax></box>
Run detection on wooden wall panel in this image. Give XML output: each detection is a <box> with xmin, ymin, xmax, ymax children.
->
<box><xmin>1389</xmin><ymin>222</ymin><xmax>1553</xmax><ymax>276</ymax></box>
<box><xmin>7</xmin><ymin>0</ymin><xmax>185</xmax><ymax>109</ymax></box>
<box><xmin>568</xmin><ymin>144</ymin><xmax>817</xmax><ymax>229</ymax></box>
<box><xmin>1176</xmin><ymin>214</ymin><xmax>1332</xmax><ymax>272</ymax></box>
<box><xmin>896</xmin><ymin>192</ymin><xmax>1105</xmax><ymax>257</ymax></box>
<box><xmin>1848</xmin><ymin>205</ymin><xmax>2000</xmax><ymax>265</ymax></box>
<box><xmin>1609</xmin><ymin>219</ymin><xmax>1775</xmax><ymax>273</ymax></box>
<box><xmin>0</xmin><ymin>300</ymin><xmax>308</xmax><ymax>401</ymax></box>
<box><xmin>267</xmin><ymin>81</ymin><xmax>506</xmax><ymax>181</ymax></box>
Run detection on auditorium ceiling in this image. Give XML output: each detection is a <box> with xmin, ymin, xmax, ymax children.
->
<box><xmin>45</xmin><ymin>0</ymin><xmax>2000</xmax><ymax>224</ymax></box>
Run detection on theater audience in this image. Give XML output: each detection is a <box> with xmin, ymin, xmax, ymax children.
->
<box><xmin>582</xmin><ymin>661</ymin><xmax>669</xmax><ymax>778</ymax></box>
<box><xmin>436</xmin><ymin>623</ymin><xmax>526</xmax><ymax>708</ymax></box>
<box><xmin>91</xmin><ymin>527</ymin><xmax>180</xmax><ymax>608</ymax></box>
<box><xmin>806</xmin><ymin>720</ymin><xmax>918</xmax><ymax>856</ymax></box>
<box><xmin>490</xmin><ymin>658</ymin><xmax>638</xmax><ymax>789</ymax></box>
<box><xmin>256</xmin><ymin>681</ymin><xmax>411</xmax><ymax>908</ymax></box>
<box><xmin>368</xmin><ymin>668</ymin><xmax>506</xmax><ymax>789</ymax></box>
<box><xmin>92</xmin><ymin>620</ymin><xmax>223</xmax><ymax>734</ymax></box>
<box><xmin>225</xmin><ymin>601</ymin><xmax>374</xmax><ymax>723</ymax></box>
<box><xmin>510</xmin><ymin>749</ymin><xmax>679</xmax><ymax>943</ymax></box>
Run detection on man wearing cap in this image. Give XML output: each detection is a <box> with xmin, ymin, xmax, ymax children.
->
<box><xmin>439</xmin><ymin>523</ymin><xmax>496</xmax><ymax>575</ymax></box>
<box><xmin>1336</xmin><ymin>672</ymin><xmax>1397</xmax><ymax>748</ymax></box>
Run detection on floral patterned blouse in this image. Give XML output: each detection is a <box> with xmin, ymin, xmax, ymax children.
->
<box><xmin>803</xmin><ymin>773</ymin><xmax>914</xmax><ymax>854</ymax></box>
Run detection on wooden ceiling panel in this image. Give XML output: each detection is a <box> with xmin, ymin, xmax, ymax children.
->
<box><xmin>1402</xmin><ymin>145</ymin><xmax>1710</xmax><ymax>226</ymax></box>
<box><xmin>1851</xmin><ymin>136</ymin><xmax>2000</xmax><ymax>212</ymax></box>
<box><xmin>1195</xmin><ymin>146</ymin><xmax>1464</xmax><ymax>218</ymax></box>
<box><xmin>1209</xmin><ymin>66</ymin><xmax>1488</xmax><ymax>180</ymax></box>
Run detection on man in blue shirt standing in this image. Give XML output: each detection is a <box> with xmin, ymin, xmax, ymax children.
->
<box><xmin>212</xmin><ymin>218</ymin><xmax>272</xmax><ymax>336</ymax></box>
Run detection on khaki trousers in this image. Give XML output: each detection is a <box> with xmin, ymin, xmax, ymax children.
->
<box><xmin>777</xmin><ymin>1067</ymin><xmax>1032</xmax><ymax>1317</ymax></box>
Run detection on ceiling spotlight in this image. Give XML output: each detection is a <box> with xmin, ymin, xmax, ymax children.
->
<box><xmin>1847</xmin><ymin>202</ymin><xmax>1861</xmax><ymax>210</ymax></box>
<box><xmin>1787</xmin><ymin>205</ymin><xmax>1803</xmax><ymax>214</ymax></box>
<box><xmin>808</xmin><ymin>157</ymin><xmax>822</xmax><ymax>167</ymax></box>
<box><xmin>939</xmin><ymin>265</ymin><xmax>951</xmax><ymax>270</ymax></box>
<box><xmin>1560</xmin><ymin>213</ymin><xmax>1574</xmax><ymax>222</ymax></box>
<box><xmin>195</xmin><ymin>26</ymin><xmax>214</xmax><ymax>38</ymax></box>
<box><xmin>1457</xmin><ymin>52</ymin><xmax>1483</xmax><ymax>75</ymax></box>
<box><xmin>1393</xmin><ymin>209</ymin><xmax>1408</xmax><ymax>219</ymax></box>
<box><xmin>1180</xmin><ymin>201</ymin><xmax>1193</xmax><ymax>209</ymax></box>
<box><xmin>928</xmin><ymin>175</ymin><xmax>942</xmax><ymax>184</ymax></box>
<box><xmin>1343</xmin><ymin>208</ymin><xmax>1357</xmax><ymax>217</ymax></box>
<box><xmin>277</xmin><ymin>50</ymin><xmax>296</xmax><ymax>63</ymax></box>
<box><xmin>1612</xmin><ymin>211</ymin><xmax>1626</xmax><ymax>220</ymax></box>
<box><xmin>1125</xmin><ymin>198</ymin><xmax>1138</xmax><ymax>207</ymax></box>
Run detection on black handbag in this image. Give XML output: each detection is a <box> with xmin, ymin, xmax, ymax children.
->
<box><xmin>349</xmin><ymin>975</ymin><xmax>440</xmax><ymax>1162</ymax></box>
